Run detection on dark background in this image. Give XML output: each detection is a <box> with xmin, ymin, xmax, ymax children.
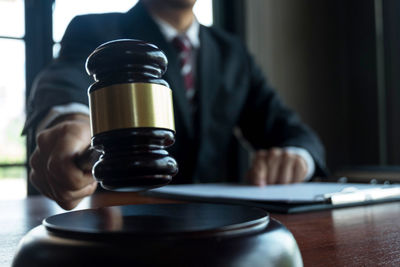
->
<box><xmin>218</xmin><ymin>0</ymin><xmax>400</xmax><ymax>173</ymax></box>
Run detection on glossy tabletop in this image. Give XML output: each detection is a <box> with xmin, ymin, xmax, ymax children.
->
<box><xmin>1</xmin><ymin>192</ymin><xmax>399</xmax><ymax>266</ymax></box>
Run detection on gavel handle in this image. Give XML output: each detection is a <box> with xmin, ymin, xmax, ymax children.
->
<box><xmin>74</xmin><ymin>146</ymin><xmax>102</xmax><ymax>173</ymax></box>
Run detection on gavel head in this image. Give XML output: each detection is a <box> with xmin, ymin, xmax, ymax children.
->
<box><xmin>85</xmin><ymin>39</ymin><xmax>178</xmax><ymax>191</ymax></box>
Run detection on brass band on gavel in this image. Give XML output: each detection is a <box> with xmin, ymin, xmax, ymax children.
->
<box><xmin>89</xmin><ymin>83</ymin><xmax>175</xmax><ymax>135</ymax></box>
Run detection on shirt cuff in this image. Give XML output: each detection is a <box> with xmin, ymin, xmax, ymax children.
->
<box><xmin>36</xmin><ymin>103</ymin><xmax>90</xmax><ymax>135</ymax></box>
<box><xmin>283</xmin><ymin>147</ymin><xmax>315</xmax><ymax>180</ymax></box>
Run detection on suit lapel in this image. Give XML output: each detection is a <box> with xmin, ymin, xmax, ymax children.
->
<box><xmin>120</xmin><ymin>2</ymin><xmax>194</xmax><ymax>138</ymax></box>
<box><xmin>197</xmin><ymin>26</ymin><xmax>220</xmax><ymax>145</ymax></box>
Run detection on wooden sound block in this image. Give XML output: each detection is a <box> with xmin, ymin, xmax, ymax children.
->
<box><xmin>12</xmin><ymin>203</ymin><xmax>302</xmax><ymax>267</ymax></box>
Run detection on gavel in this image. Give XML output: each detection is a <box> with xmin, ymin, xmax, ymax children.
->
<box><xmin>76</xmin><ymin>39</ymin><xmax>178</xmax><ymax>191</ymax></box>
<box><xmin>13</xmin><ymin>39</ymin><xmax>303</xmax><ymax>267</ymax></box>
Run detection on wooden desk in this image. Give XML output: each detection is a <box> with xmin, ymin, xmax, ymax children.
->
<box><xmin>1</xmin><ymin>192</ymin><xmax>399</xmax><ymax>266</ymax></box>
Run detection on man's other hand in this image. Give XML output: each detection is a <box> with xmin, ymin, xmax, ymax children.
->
<box><xmin>29</xmin><ymin>114</ymin><xmax>97</xmax><ymax>210</ymax></box>
<box><xmin>246</xmin><ymin>148</ymin><xmax>308</xmax><ymax>186</ymax></box>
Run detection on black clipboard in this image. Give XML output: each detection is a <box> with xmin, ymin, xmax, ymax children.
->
<box><xmin>146</xmin><ymin>183</ymin><xmax>400</xmax><ymax>213</ymax></box>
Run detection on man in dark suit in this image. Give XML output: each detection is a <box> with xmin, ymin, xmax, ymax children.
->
<box><xmin>26</xmin><ymin>0</ymin><xmax>327</xmax><ymax>209</ymax></box>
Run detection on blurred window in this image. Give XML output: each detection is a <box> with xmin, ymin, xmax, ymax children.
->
<box><xmin>0</xmin><ymin>0</ymin><xmax>24</xmax><ymax>38</ymax></box>
<box><xmin>52</xmin><ymin>0</ymin><xmax>213</xmax><ymax>57</ymax></box>
<box><xmin>0</xmin><ymin>0</ymin><xmax>27</xmax><ymax>199</ymax></box>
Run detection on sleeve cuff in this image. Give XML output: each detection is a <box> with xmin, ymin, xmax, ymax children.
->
<box><xmin>36</xmin><ymin>102</ymin><xmax>90</xmax><ymax>135</ymax></box>
<box><xmin>283</xmin><ymin>146</ymin><xmax>315</xmax><ymax>180</ymax></box>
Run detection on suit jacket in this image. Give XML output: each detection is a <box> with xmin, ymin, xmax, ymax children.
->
<box><xmin>25</xmin><ymin>2</ymin><xmax>328</xmax><ymax>183</ymax></box>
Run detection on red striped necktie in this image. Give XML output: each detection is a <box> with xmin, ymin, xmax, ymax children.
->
<box><xmin>172</xmin><ymin>35</ymin><xmax>195</xmax><ymax>102</ymax></box>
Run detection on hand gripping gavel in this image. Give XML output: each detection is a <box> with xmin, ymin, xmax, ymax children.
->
<box><xmin>76</xmin><ymin>39</ymin><xmax>178</xmax><ymax>191</ymax></box>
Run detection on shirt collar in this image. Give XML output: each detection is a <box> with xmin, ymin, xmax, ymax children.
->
<box><xmin>152</xmin><ymin>15</ymin><xmax>200</xmax><ymax>49</ymax></box>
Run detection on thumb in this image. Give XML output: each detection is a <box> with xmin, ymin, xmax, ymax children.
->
<box><xmin>247</xmin><ymin>151</ymin><xmax>268</xmax><ymax>186</ymax></box>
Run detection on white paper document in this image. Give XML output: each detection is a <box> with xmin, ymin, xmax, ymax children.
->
<box><xmin>151</xmin><ymin>183</ymin><xmax>400</xmax><ymax>204</ymax></box>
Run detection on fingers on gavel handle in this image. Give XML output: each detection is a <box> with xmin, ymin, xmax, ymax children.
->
<box><xmin>75</xmin><ymin>146</ymin><xmax>102</xmax><ymax>173</ymax></box>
